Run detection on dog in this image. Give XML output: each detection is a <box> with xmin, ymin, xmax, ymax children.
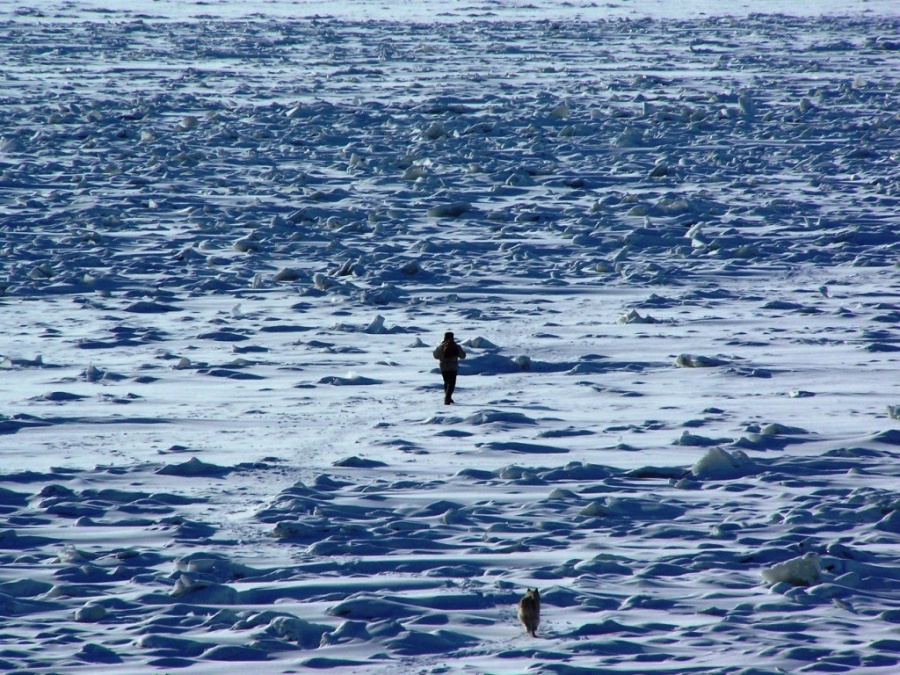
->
<box><xmin>518</xmin><ymin>588</ymin><xmax>541</xmax><ymax>637</ymax></box>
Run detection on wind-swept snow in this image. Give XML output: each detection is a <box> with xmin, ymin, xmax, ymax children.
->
<box><xmin>1</xmin><ymin>1</ymin><xmax>899</xmax><ymax>673</ymax></box>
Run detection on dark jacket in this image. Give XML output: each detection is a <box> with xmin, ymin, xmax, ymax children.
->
<box><xmin>434</xmin><ymin>340</ymin><xmax>466</xmax><ymax>372</ymax></box>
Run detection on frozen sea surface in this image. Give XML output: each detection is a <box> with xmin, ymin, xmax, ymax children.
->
<box><xmin>6</xmin><ymin>0</ymin><xmax>900</xmax><ymax>21</ymax></box>
<box><xmin>1</xmin><ymin>1</ymin><xmax>899</xmax><ymax>674</ymax></box>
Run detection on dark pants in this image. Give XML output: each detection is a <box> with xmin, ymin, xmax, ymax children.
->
<box><xmin>441</xmin><ymin>370</ymin><xmax>457</xmax><ymax>403</ymax></box>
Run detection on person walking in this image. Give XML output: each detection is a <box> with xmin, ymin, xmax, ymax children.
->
<box><xmin>433</xmin><ymin>331</ymin><xmax>466</xmax><ymax>405</ymax></box>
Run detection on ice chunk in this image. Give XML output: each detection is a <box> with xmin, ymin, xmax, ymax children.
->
<box><xmin>762</xmin><ymin>553</ymin><xmax>821</xmax><ymax>587</ymax></box>
<box><xmin>617</xmin><ymin>309</ymin><xmax>658</xmax><ymax>324</ymax></box>
<box><xmin>75</xmin><ymin>603</ymin><xmax>107</xmax><ymax>622</ymax></box>
<box><xmin>691</xmin><ymin>447</ymin><xmax>753</xmax><ymax>480</ymax></box>
<box><xmin>427</xmin><ymin>202</ymin><xmax>470</xmax><ymax>218</ymax></box>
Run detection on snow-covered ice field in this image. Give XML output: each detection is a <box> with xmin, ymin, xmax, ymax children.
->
<box><xmin>1</xmin><ymin>1</ymin><xmax>899</xmax><ymax>673</ymax></box>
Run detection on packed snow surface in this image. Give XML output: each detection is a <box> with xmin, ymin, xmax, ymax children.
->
<box><xmin>1</xmin><ymin>0</ymin><xmax>899</xmax><ymax>673</ymax></box>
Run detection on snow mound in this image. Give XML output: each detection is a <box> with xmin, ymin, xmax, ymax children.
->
<box><xmin>318</xmin><ymin>373</ymin><xmax>383</xmax><ymax>386</ymax></box>
<box><xmin>691</xmin><ymin>447</ymin><xmax>755</xmax><ymax>480</ymax></box>
<box><xmin>156</xmin><ymin>457</ymin><xmax>232</xmax><ymax>477</ymax></box>
<box><xmin>762</xmin><ymin>553</ymin><xmax>822</xmax><ymax>587</ymax></box>
<box><xmin>465</xmin><ymin>410</ymin><xmax>538</xmax><ymax>426</ymax></box>
<box><xmin>617</xmin><ymin>309</ymin><xmax>659</xmax><ymax>324</ymax></box>
<box><xmin>675</xmin><ymin>354</ymin><xmax>730</xmax><ymax>368</ymax></box>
